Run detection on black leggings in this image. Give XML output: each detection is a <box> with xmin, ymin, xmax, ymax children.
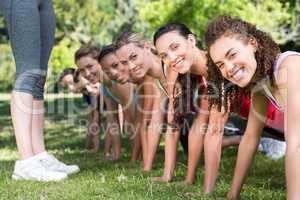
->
<box><xmin>0</xmin><ymin>0</ymin><xmax>55</xmax><ymax>100</ymax></box>
<box><xmin>179</xmin><ymin>113</ymin><xmax>196</xmax><ymax>154</ymax></box>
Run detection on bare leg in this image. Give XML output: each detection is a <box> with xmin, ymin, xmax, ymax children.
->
<box><xmin>31</xmin><ymin>100</ymin><xmax>46</xmax><ymax>155</ymax></box>
<box><xmin>11</xmin><ymin>91</ymin><xmax>34</xmax><ymax>160</ymax></box>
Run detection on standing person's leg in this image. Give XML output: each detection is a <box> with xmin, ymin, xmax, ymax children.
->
<box><xmin>3</xmin><ymin>0</ymin><xmax>41</xmax><ymax>161</ymax></box>
<box><xmin>24</xmin><ymin>0</ymin><xmax>79</xmax><ymax>176</ymax></box>
<box><xmin>1</xmin><ymin>0</ymin><xmax>66</xmax><ymax>181</ymax></box>
<box><xmin>31</xmin><ymin>0</ymin><xmax>55</xmax><ymax>155</ymax></box>
<box><xmin>11</xmin><ymin>92</ymin><xmax>34</xmax><ymax>160</ymax></box>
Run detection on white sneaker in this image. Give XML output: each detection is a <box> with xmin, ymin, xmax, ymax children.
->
<box><xmin>259</xmin><ymin>137</ymin><xmax>286</xmax><ymax>160</ymax></box>
<box><xmin>36</xmin><ymin>152</ymin><xmax>80</xmax><ymax>175</ymax></box>
<box><xmin>12</xmin><ymin>156</ymin><xmax>67</xmax><ymax>181</ymax></box>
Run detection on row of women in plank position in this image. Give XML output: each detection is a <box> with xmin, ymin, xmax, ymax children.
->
<box><xmin>58</xmin><ymin>15</ymin><xmax>299</xmax><ymax>199</ymax></box>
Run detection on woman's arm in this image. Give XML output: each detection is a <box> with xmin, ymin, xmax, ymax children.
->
<box><xmin>228</xmin><ymin>91</ymin><xmax>269</xmax><ymax>199</ymax></box>
<box><xmin>139</xmin><ymin>78</ymin><xmax>155</xmax><ymax>168</ymax></box>
<box><xmin>144</xmin><ymin>86</ymin><xmax>166</xmax><ymax>171</ymax></box>
<box><xmin>153</xmin><ymin>96</ymin><xmax>181</xmax><ymax>181</ymax></box>
<box><xmin>103</xmin><ymin>95</ymin><xmax>121</xmax><ymax>160</ymax></box>
<box><xmin>203</xmin><ymin>104</ymin><xmax>228</xmax><ymax>193</ymax></box>
<box><xmin>185</xmin><ymin>96</ymin><xmax>209</xmax><ymax>185</ymax></box>
<box><xmin>279</xmin><ymin>56</ymin><xmax>300</xmax><ymax>200</ymax></box>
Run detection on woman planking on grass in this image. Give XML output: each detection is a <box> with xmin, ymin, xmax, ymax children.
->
<box><xmin>204</xmin><ymin>15</ymin><xmax>300</xmax><ymax>199</ymax></box>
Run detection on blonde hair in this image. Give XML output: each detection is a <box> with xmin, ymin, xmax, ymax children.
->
<box><xmin>115</xmin><ymin>30</ymin><xmax>157</xmax><ymax>55</ymax></box>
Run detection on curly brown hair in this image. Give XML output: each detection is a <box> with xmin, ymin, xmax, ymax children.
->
<box><xmin>204</xmin><ymin>15</ymin><xmax>280</xmax><ymax>112</ymax></box>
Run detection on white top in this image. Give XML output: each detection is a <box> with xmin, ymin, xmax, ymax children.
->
<box><xmin>262</xmin><ymin>51</ymin><xmax>300</xmax><ymax>111</ymax></box>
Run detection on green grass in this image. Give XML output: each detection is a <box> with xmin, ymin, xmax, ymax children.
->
<box><xmin>0</xmin><ymin>95</ymin><xmax>286</xmax><ymax>200</ymax></box>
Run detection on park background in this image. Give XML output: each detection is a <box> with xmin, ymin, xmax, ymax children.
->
<box><xmin>0</xmin><ymin>0</ymin><xmax>299</xmax><ymax>93</ymax></box>
<box><xmin>0</xmin><ymin>0</ymin><xmax>299</xmax><ymax>199</ymax></box>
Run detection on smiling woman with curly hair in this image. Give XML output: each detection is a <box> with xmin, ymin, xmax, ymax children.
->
<box><xmin>204</xmin><ymin>15</ymin><xmax>300</xmax><ymax>200</ymax></box>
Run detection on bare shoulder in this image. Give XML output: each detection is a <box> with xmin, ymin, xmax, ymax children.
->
<box><xmin>279</xmin><ymin>54</ymin><xmax>300</xmax><ymax>68</ymax></box>
<box><xmin>277</xmin><ymin>55</ymin><xmax>300</xmax><ymax>88</ymax></box>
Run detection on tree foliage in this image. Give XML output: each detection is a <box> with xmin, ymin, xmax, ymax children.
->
<box><xmin>0</xmin><ymin>0</ymin><xmax>299</xmax><ymax>92</ymax></box>
<box><xmin>138</xmin><ymin>0</ymin><xmax>292</xmax><ymax>45</ymax></box>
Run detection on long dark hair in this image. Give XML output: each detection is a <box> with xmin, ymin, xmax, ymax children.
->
<box><xmin>98</xmin><ymin>44</ymin><xmax>116</xmax><ymax>63</ymax></box>
<box><xmin>154</xmin><ymin>23</ymin><xmax>203</xmax><ymax>128</ymax></box>
<box><xmin>204</xmin><ymin>15</ymin><xmax>280</xmax><ymax>112</ymax></box>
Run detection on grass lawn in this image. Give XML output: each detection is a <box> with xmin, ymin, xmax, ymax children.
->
<box><xmin>0</xmin><ymin>94</ymin><xmax>286</xmax><ymax>200</ymax></box>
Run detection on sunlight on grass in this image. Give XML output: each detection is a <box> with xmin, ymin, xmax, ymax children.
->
<box><xmin>0</xmin><ymin>149</ymin><xmax>19</xmax><ymax>161</ymax></box>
